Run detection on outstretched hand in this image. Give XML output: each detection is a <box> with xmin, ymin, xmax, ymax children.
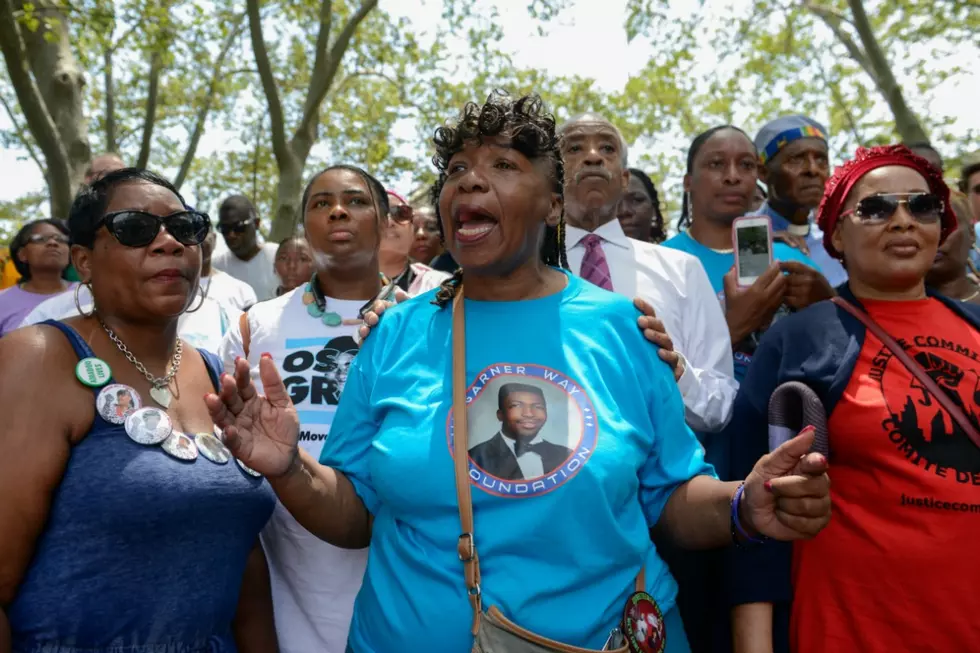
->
<box><xmin>357</xmin><ymin>288</ymin><xmax>410</xmax><ymax>343</ymax></box>
<box><xmin>741</xmin><ymin>426</ymin><xmax>831</xmax><ymax>541</ymax></box>
<box><xmin>204</xmin><ymin>355</ymin><xmax>301</xmax><ymax>479</ymax></box>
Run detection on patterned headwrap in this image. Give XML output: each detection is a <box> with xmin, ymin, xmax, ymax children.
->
<box><xmin>755</xmin><ymin>115</ymin><xmax>828</xmax><ymax>166</ymax></box>
<box><xmin>816</xmin><ymin>144</ymin><xmax>957</xmax><ymax>259</ymax></box>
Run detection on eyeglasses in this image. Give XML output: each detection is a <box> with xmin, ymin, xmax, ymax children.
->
<box><xmin>27</xmin><ymin>233</ymin><xmax>70</xmax><ymax>246</ymax></box>
<box><xmin>218</xmin><ymin>221</ymin><xmax>252</xmax><ymax>236</ymax></box>
<box><xmin>840</xmin><ymin>193</ymin><xmax>944</xmax><ymax>225</ymax></box>
<box><xmin>100</xmin><ymin>210</ymin><xmax>211</xmax><ymax>248</ymax></box>
<box><xmin>389</xmin><ymin>205</ymin><xmax>414</xmax><ymax>225</ymax></box>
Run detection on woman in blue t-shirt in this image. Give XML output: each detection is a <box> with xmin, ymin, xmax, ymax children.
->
<box><xmin>206</xmin><ymin>93</ymin><xmax>832</xmax><ymax>653</ymax></box>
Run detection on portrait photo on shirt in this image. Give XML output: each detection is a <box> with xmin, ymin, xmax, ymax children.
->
<box><xmin>125</xmin><ymin>407</ymin><xmax>171</xmax><ymax>445</ymax></box>
<box><xmin>466</xmin><ymin>377</ymin><xmax>579</xmax><ymax>481</ymax></box>
<box><xmin>97</xmin><ymin>384</ymin><xmax>139</xmax><ymax>424</ymax></box>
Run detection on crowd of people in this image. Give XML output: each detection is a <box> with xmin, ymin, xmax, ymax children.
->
<box><xmin>0</xmin><ymin>88</ymin><xmax>978</xmax><ymax>653</ymax></box>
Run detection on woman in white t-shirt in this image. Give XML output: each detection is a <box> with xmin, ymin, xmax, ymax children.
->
<box><xmin>217</xmin><ymin>164</ymin><xmax>395</xmax><ymax>653</ymax></box>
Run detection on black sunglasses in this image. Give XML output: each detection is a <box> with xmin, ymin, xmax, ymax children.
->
<box><xmin>218</xmin><ymin>220</ymin><xmax>252</xmax><ymax>235</ymax></box>
<box><xmin>100</xmin><ymin>210</ymin><xmax>211</xmax><ymax>248</ymax></box>
<box><xmin>389</xmin><ymin>204</ymin><xmax>414</xmax><ymax>225</ymax></box>
<box><xmin>841</xmin><ymin>193</ymin><xmax>944</xmax><ymax>225</ymax></box>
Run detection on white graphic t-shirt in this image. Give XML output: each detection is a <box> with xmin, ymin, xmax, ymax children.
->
<box><xmin>217</xmin><ymin>287</ymin><xmax>368</xmax><ymax>653</ymax></box>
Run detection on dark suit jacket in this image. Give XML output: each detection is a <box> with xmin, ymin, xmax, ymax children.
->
<box><xmin>468</xmin><ymin>432</ymin><xmax>572</xmax><ymax>480</ymax></box>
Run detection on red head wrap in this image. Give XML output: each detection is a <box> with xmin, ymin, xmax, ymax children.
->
<box><xmin>816</xmin><ymin>144</ymin><xmax>956</xmax><ymax>259</ymax></box>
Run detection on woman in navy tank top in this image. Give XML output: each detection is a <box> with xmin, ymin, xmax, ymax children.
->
<box><xmin>0</xmin><ymin>168</ymin><xmax>277</xmax><ymax>652</ymax></box>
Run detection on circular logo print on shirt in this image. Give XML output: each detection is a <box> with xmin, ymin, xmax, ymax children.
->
<box><xmin>447</xmin><ymin>363</ymin><xmax>598</xmax><ymax>498</ymax></box>
<box><xmin>622</xmin><ymin>591</ymin><xmax>666</xmax><ymax>653</ymax></box>
<box><xmin>873</xmin><ymin>338</ymin><xmax>980</xmax><ymax>482</ymax></box>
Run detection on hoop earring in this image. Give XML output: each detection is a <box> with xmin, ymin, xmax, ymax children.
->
<box><xmin>184</xmin><ymin>284</ymin><xmax>208</xmax><ymax>314</ymax></box>
<box><xmin>74</xmin><ymin>283</ymin><xmax>95</xmax><ymax>318</ymax></box>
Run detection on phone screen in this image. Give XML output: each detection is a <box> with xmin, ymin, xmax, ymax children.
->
<box><xmin>736</xmin><ymin>225</ymin><xmax>771</xmax><ymax>279</ymax></box>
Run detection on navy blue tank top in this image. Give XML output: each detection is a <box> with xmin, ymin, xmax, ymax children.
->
<box><xmin>9</xmin><ymin>321</ymin><xmax>276</xmax><ymax>653</ymax></box>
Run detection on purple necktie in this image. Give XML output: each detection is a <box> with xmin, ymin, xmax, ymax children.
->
<box><xmin>580</xmin><ymin>234</ymin><xmax>613</xmax><ymax>291</ymax></box>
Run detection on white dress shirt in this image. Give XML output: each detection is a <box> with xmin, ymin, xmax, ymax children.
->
<box><xmin>565</xmin><ymin>220</ymin><xmax>737</xmax><ymax>431</ymax></box>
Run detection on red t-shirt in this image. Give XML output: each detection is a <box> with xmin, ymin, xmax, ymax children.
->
<box><xmin>791</xmin><ymin>298</ymin><xmax>980</xmax><ymax>652</ymax></box>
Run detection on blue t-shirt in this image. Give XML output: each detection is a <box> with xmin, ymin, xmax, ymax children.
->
<box><xmin>320</xmin><ymin>272</ymin><xmax>713</xmax><ymax>652</ymax></box>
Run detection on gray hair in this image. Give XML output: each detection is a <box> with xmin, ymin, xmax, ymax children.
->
<box><xmin>558</xmin><ymin>113</ymin><xmax>629</xmax><ymax>166</ymax></box>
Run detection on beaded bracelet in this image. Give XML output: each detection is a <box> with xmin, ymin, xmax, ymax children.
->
<box><xmin>731</xmin><ymin>482</ymin><xmax>767</xmax><ymax>546</ymax></box>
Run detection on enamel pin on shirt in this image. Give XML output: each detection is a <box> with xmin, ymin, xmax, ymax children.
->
<box><xmin>96</xmin><ymin>383</ymin><xmax>141</xmax><ymax>425</ymax></box>
<box><xmin>622</xmin><ymin>591</ymin><xmax>666</xmax><ymax>653</ymax></box>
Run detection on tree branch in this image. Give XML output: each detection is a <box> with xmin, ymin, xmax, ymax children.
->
<box><xmin>805</xmin><ymin>2</ymin><xmax>877</xmax><ymax>84</ymax></box>
<box><xmin>103</xmin><ymin>46</ymin><xmax>117</xmax><ymax>152</ymax></box>
<box><xmin>0</xmin><ymin>91</ymin><xmax>47</xmax><ymax>178</ymax></box>
<box><xmin>0</xmin><ymin>0</ymin><xmax>72</xmax><ymax>211</ymax></box>
<box><xmin>845</xmin><ymin>0</ymin><xmax>928</xmax><ymax>142</ymax></box>
<box><xmin>135</xmin><ymin>50</ymin><xmax>163</xmax><ymax>168</ymax></box>
<box><xmin>246</xmin><ymin>0</ymin><xmax>289</xmax><ymax>166</ymax></box>
<box><xmin>294</xmin><ymin>0</ymin><xmax>378</xmax><ymax>146</ymax></box>
<box><xmin>815</xmin><ymin>65</ymin><xmax>863</xmax><ymax>145</ymax></box>
<box><xmin>174</xmin><ymin>14</ymin><xmax>246</xmax><ymax>190</ymax></box>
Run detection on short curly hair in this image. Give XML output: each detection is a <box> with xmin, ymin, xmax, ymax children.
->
<box><xmin>429</xmin><ymin>91</ymin><xmax>568</xmax><ymax>307</ymax></box>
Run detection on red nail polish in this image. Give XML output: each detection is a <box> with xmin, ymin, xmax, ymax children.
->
<box><xmin>261</xmin><ymin>352</ymin><xmax>272</xmax><ymax>359</ymax></box>
<box><xmin>764</xmin><ymin>480</ymin><xmax>773</xmax><ymax>493</ymax></box>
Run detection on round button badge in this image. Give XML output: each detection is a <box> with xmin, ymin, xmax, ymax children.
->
<box><xmin>621</xmin><ymin>591</ymin><xmax>666</xmax><ymax>653</ymax></box>
<box><xmin>96</xmin><ymin>384</ymin><xmax>141</xmax><ymax>425</ymax></box>
<box><xmin>124</xmin><ymin>407</ymin><xmax>173</xmax><ymax>446</ymax></box>
<box><xmin>76</xmin><ymin>357</ymin><xmax>111</xmax><ymax>388</ymax></box>
<box><xmin>162</xmin><ymin>431</ymin><xmax>199</xmax><ymax>461</ymax></box>
<box><xmin>194</xmin><ymin>432</ymin><xmax>231</xmax><ymax>464</ymax></box>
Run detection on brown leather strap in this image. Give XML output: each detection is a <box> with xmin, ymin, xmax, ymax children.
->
<box><xmin>239</xmin><ymin>312</ymin><xmax>251</xmax><ymax>359</ymax></box>
<box><xmin>832</xmin><ymin>296</ymin><xmax>980</xmax><ymax>450</ymax></box>
<box><xmin>452</xmin><ymin>288</ymin><xmax>483</xmax><ymax>635</ymax></box>
<box><xmin>451</xmin><ymin>288</ymin><xmax>644</xmax><ymax>638</ymax></box>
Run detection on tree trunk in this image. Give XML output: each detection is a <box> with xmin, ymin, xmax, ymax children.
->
<box><xmin>845</xmin><ymin>0</ymin><xmax>928</xmax><ymax>143</ymax></box>
<box><xmin>135</xmin><ymin>51</ymin><xmax>162</xmax><ymax>169</ymax></box>
<box><xmin>20</xmin><ymin>0</ymin><xmax>90</xmax><ymax>207</ymax></box>
<box><xmin>269</xmin><ymin>151</ymin><xmax>304</xmax><ymax>242</ymax></box>
<box><xmin>0</xmin><ymin>0</ymin><xmax>87</xmax><ymax>219</ymax></box>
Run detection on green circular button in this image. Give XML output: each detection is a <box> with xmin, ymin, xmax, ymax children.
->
<box><xmin>76</xmin><ymin>357</ymin><xmax>112</xmax><ymax>388</ymax></box>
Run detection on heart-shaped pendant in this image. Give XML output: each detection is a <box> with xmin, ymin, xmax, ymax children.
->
<box><xmin>149</xmin><ymin>385</ymin><xmax>172</xmax><ymax>408</ymax></box>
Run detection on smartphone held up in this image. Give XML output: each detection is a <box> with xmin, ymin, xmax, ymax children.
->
<box><xmin>732</xmin><ymin>216</ymin><xmax>773</xmax><ymax>287</ymax></box>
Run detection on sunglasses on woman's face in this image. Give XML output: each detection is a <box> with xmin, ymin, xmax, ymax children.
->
<box><xmin>27</xmin><ymin>233</ymin><xmax>70</xmax><ymax>246</ymax></box>
<box><xmin>100</xmin><ymin>210</ymin><xmax>211</xmax><ymax>248</ymax></box>
<box><xmin>389</xmin><ymin>205</ymin><xmax>414</xmax><ymax>225</ymax></box>
<box><xmin>841</xmin><ymin>192</ymin><xmax>944</xmax><ymax>225</ymax></box>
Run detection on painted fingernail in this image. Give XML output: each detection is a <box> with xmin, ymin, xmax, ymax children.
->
<box><xmin>235</xmin><ymin>356</ymin><xmax>242</xmax><ymax>363</ymax></box>
<box><xmin>261</xmin><ymin>352</ymin><xmax>272</xmax><ymax>359</ymax></box>
<box><xmin>801</xmin><ymin>425</ymin><xmax>816</xmax><ymax>435</ymax></box>
<box><xmin>816</xmin><ymin>454</ymin><xmax>827</xmax><ymax>466</ymax></box>
<box><xmin>764</xmin><ymin>480</ymin><xmax>773</xmax><ymax>493</ymax></box>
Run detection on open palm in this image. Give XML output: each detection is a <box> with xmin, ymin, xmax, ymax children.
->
<box><xmin>205</xmin><ymin>355</ymin><xmax>301</xmax><ymax>478</ymax></box>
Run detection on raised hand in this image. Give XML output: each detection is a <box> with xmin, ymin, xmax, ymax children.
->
<box><xmin>740</xmin><ymin>426</ymin><xmax>831</xmax><ymax>541</ymax></box>
<box><xmin>204</xmin><ymin>355</ymin><xmax>301</xmax><ymax>479</ymax></box>
<box><xmin>634</xmin><ymin>297</ymin><xmax>684</xmax><ymax>381</ymax></box>
<box><xmin>356</xmin><ymin>288</ymin><xmax>410</xmax><ymax>343</ymax></box>
<box><xmin>723</xmin><ymin>263</ymin><xmax>786</xmax><ymax>344</ymax></box>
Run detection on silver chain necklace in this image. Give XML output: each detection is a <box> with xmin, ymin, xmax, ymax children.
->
<box><xmin>98</xmin><ymin>317</ymin><xmax>182</xmax><ymax>408</ymax></box>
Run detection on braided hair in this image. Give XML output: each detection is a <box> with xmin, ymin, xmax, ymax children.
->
<box><xmin>430</xmin><ymin>91</ymin><xmax>568</xmax><ymax>308</ymax></box>
<box><xmin>678</xmin><ymin>125</ymin><xmax>752</xmax><ymax>230</ymax></box>
<box><xmin>627</xmin><ymin>168</ymin><xmax>666</xmax><ymax>243</ymax></box>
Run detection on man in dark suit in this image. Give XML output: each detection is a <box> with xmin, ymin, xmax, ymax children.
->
<box><xmin>468</xmin><ymin>383</ymin><xmax>573</xmax><ymax>480</ymax></box>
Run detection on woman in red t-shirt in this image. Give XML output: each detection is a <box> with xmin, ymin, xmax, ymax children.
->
<box><xmin>725</xmin><ymin>145</ymin><xmax>980</xmax><ymax>653</ymax></box>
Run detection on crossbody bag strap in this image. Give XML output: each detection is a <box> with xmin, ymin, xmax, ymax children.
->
<box><xmin>239</xmin><ymin>312</ymin><xmax>251</xmax><ymax>359</ymax></box>
<box><xmin>452</xmin><ymin>288</ymin><xmax>484</xmax><ymax>635</ymax></box>
<box><xmin>832</xmin><ymin>296</ymin><xmax>980</xmax><ymax>450</ymax></box>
